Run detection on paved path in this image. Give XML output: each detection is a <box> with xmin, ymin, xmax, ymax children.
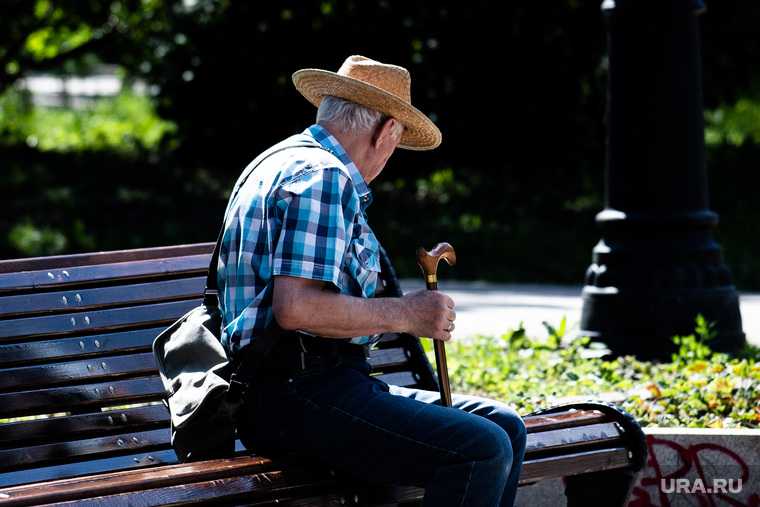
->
<box><xmin>400</xmin><ymin>279</ymin><xmax>760</xmax><ymax>347</ymax></box>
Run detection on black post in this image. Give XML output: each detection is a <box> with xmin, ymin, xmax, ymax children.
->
<box><xmin>579</xmin><ymin>0</ymin><xmax>745</xmax><ymax>358</ymax></box>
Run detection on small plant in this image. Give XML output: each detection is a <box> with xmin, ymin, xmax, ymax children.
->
<box><xmin>671</xmin><ymin>314</ymin><xmax>716</xmax><ymax>363</ymax></box>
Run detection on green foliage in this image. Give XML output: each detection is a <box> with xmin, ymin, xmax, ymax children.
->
<box><xmin>24</xmin><ymin>20</ymin><xmax>93</xmax><ymax>62</ymax></box>
<box><xmin>7</xmin><ymin>219</ymin><xmax>94</xmax><ymax>257</ymax></box>
<box><xmin>1</xmin><ymin>0</ymin><xmax>760</xmax><ymax>293</ymax></box>
<box><xmin>671</xmin><ymin>314</ymin><xmax>717</xmax><ymax>363</ymax></box>
<box><xmin>8</xmin><ymin>221</ymin><xmax>67</xmax><ymax>256</ymax></box>
<box><xmin>0</xmin><ymin>0</ymin><xmax>208</xmax><ymax>91</ymax></box>
<box><xmin>0</xmin><ymin>89</ymin><xmax>176</xmax><ymax>153</ymax></box>
<box><xmin>542</xmin><ymin>316</ymin><xmax>567</xmax><ymax>350</ymax></box>
<box><xmin>706</xmin><ymin>96</ymin><xmax>760</xmax><ymax>146</ymax></box>
<box><xmin>429</xmin><ymin>317</ymin><xmax>760</xmax><ymax>428</ymax></box>
<box><xmin>415</xmin><ymin>168</ymin><xmax>469</xmax><ymax>205</ymax></box>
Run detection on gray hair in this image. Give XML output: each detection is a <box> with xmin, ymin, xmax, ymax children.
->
<box><xmin>316</xmin><ymin>96</ymin><xmax>404</xmax><ymax>139</ymax></box>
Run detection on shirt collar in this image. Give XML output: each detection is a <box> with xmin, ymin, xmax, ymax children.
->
<box><xmin>304</xmin><ymin>124</ymin><xmax>373</xmax><ymax>208</ymax></box>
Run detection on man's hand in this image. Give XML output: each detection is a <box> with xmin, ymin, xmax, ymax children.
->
<box><xmin>400</xmin><ymin>289</ymin><xmax>456</xmax><ymax>342</ymax></box>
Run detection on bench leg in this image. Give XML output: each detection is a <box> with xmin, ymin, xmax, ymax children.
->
<box><xmin>564</xmin><ymin>468</ymin><xmax>639</xmax><ymax>507</ymax></box>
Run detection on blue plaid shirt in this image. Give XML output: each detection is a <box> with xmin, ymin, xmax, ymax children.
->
<box><xmin>217</xmin><ymin>124</ymin><xmax>382</xmax><ymax>355</ymax></box>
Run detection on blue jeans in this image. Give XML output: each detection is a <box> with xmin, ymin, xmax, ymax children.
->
<box><xmin>240</xmin><ymin>354</ymin><xmax>527</xmax><ymax>507</ymax></box>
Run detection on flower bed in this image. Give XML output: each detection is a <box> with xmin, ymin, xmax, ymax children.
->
<box><xmin>426</xmin><ymin>316</ymin><xmax>760</xmax><ymax>428</ymax></box>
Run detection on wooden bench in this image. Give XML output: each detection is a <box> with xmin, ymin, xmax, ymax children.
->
<box><xmin>0</xmin><ymin>243</ymin><xmax>647</xmax><ymax>506</ymax></box>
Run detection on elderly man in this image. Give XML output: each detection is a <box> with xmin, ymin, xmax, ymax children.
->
<box><xmin>218</xmin><ymin>56</ymin><xmax>526</xmax><ymax>507</ymax></box>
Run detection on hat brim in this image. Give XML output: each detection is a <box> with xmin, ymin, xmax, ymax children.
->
<box><xmin>292</xmin><ymin>69</ymin><xmax>442</xmax><ymax>151</ymax></box>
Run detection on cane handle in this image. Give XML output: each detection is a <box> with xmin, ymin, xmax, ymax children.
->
<box><xmin>416</xmin><ymin>243</ymin><xmax>457</xmax><ymax>290</ymax></box>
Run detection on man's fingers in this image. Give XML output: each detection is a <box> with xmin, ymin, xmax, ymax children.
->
<box><xmin>407</xmin><ymin>290</ymin><xmax>456</xmax><ymax>340</ymax></box>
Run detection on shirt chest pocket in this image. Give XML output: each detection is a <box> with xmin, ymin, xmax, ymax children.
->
<box><xmin>343</xmin><ymin>220</ymin><xmax>381</xmax><ymax>298</ymax></box>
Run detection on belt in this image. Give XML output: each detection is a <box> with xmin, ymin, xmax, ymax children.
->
<box><xmin>254</xmin><ymin>331</ymin><xmax>370</xmax><ymax>379</ymax></box>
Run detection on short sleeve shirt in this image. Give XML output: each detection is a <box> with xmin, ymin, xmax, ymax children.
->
<box><xmin>217</xmin><ymin>124</ymin><xmax>382</xmax><ymax>356</ymax></box>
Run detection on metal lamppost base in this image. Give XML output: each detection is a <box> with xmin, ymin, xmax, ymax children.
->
<box><xmin>581</xmin><ymin>285</ymin><xmax>744</xmax><ymax>359</ymax></box>
<box><xmin>580</xmin><ymin>211</ymin><xmax>745</xmax><ymax>359</ymax></box>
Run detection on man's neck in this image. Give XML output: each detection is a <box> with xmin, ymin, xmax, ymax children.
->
<box><xmin>318</xmin><ymin>122</ymin><xmax>373</xmax><ymax>183</ymax></box>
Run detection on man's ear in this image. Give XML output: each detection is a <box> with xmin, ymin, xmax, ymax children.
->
<box><xmin>372</xmin><ymin>117</ymin><xmax>398</xmax><ymax>149</ymax></box>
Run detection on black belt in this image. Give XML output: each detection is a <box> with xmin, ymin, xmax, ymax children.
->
<box><xmin>253</xmin><ymin>331</ymin><xmax>370</xmax><ymax>379</ymax></box>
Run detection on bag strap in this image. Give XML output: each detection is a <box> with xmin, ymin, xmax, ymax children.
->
<box><xmin>205</xmin><ymin>136</ymin><xmax>332</xmax><ymax>387</ymax></box>
<box><xmin>204</xmin><ymin>136</ymin><xmax>326</xmax><ymax>299</ymax></box>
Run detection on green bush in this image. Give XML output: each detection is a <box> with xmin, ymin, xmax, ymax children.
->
<box><xmin>424</xmin><ymin>316</ymin><xmax>760</xmax><ymax>428</ymax></box>
<box><xmin>0</xmin><ymin>89</ymin><xmax>176</xmax><ymax>154</ymax></box>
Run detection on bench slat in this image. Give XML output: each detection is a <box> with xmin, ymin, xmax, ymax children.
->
<box><xmin>0</xmin><ymin>255</ymin><xmax>210</xmax><ymax>295</ymax></box>
<box><xmin>0</xmin><ymin>405</ymin><xmax>168</xmax><ymax>448</ymax></box>
<box><xmin>0</xmin><ymin>327</ymin><xmax>164</xmax><ymax>368</ymax></box>
<box><xmin>0</xmin><ymin>455</ymin><xmax>271</xmax><ymax>506</ymax></box>
<box><xmin>366</xmin><ymin>347</ymin><xmax>409</xmax><ymax>372</ymax></box>
<box><xmin>375</xmin><ymin>332</ymin><xmax>402</xmax><ymax>344</ymax></box>
<box><xmin>0</xmin><ymin>277</ymin><xmax>205</xmax><ymax>319</ymax></box>
<box><xmin>0</xmin><ymin>244</ymin><xmax>214</xmax><ymax>275</ymax></box>
<box><xmin>374</xmin><ymin>333</ymin><xmax>439</xmax><ymax>392</ymax></box>
<box><xmin>0</xmin><ymin>429</ymin><xmax>171</xmax><ymax>472</ymax></box>
<box><xmin>519</xmin><ymin>446</ymin><xmax>631</xmax><ymax>484</ymax></box>
<box><xmin>40</xmin><ymin>469</ymin><xmax>340</xmax><ymax>507</ymax></box>
<box><xmin>523</xmin><ymin>409</ymin><xmax>609</xmax><ymax>432</ymax></box>
<box><xmin>0</xmin><ymin>352</ymin><xmax>158</xmax><ymax>393</ymax></box>
<box><xmin>0</xmin><ymin>449</ymin><xmax>178</xmax><ymax>489</ymax></box>
<box><xmin>372</xmin><ymin>371</ymin><xmax>421</xmax><ymax>389</ymax></box>
<box><xmin>0</xmin><ymin>376</ymin><xmax>164</xmax><ymax>418</ymax></box>
<box><xmin>525</xmin><ymin>422</ymin><xmax>621</xmax><ymax>455</ymax></box>
<box><xmin>0</xmin><ymin>300</ymin><xmax>200</xmax><ymax>342</ymax></box>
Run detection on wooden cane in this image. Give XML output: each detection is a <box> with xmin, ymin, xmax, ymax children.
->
<box><xmin>416</xmin><ymin>243</ymin><xmax>456</xmax><ymax>407</ymax></box>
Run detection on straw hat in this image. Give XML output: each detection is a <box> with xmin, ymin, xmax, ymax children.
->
<box><xmin>292</xmin><ymin>55</ymin><xmax>442</xmax><ymax>151</ymax></box>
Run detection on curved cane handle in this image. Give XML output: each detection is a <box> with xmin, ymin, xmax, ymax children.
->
<box><xmin>416</xmin><ymin>243</ymin><xmax>457</xmax><ymax>290</ymax></box>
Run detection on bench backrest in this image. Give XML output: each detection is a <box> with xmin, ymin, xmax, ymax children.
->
<box><xmin>0</xmin><ymin>243</ymin><xmax>439</xmax><ymax>487</ymax></box>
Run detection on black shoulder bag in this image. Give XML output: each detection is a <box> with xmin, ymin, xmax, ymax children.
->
<box><xmin>152</xmin><ymin>137</ymin><xmax>325</xmax><ymax>462</ymax></box>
